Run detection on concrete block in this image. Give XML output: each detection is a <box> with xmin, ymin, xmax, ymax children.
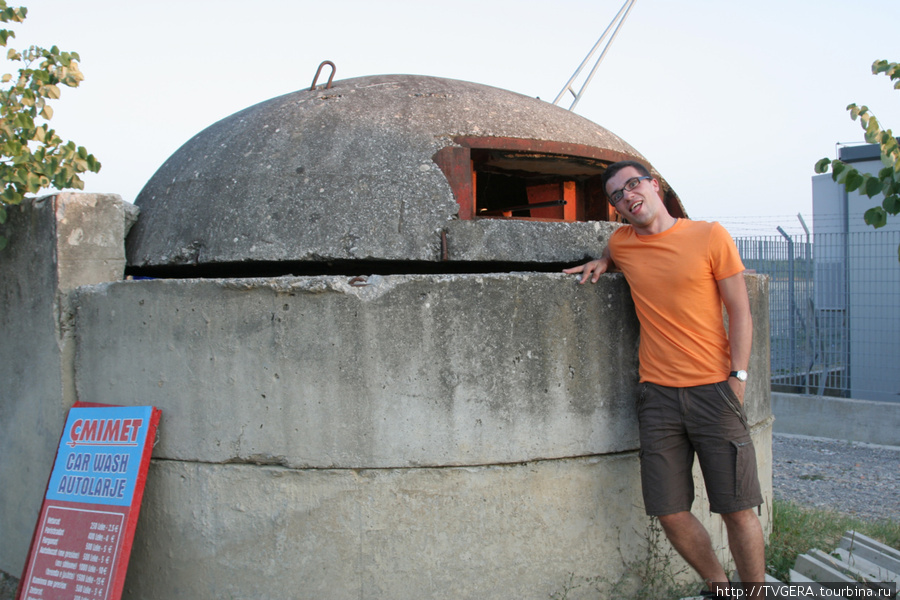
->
<box><xmin>72</xmin><ymin>273</ymin><xmax>645</xmax><ymax>468</ymax></box>
<box><xmin>794</xmin><ymin>551</ymin><xmax>856</xmax><ymax>583</ymax></box>
<box><xmin>788</xmin><ymin>570</ymin><xmax>828</xmax><ymax>597</ymax></box>
<box><xmin>50</xmin><ymin>192</ymin><xmax>138</xmax><ymax>291</ymax></box>
<box><xmin>833</xmin><ymin>548</ymin><xmax>899</xmax><ymax>585</ymax></box>
<box><xmin>810</xmin><ymin>548</ymin><xmax>896</xmax><ymax>596</ymax></box>
<box><xmin>443</xmin><ymin>219</ymin><xmax>615</xmax><ymax>264</ymax></box>
<box><xmin>772</xmin><ymin>393</ymin><xmax>900</xmax><ymax>446</ymax></box>
<box><xmin>840</xmin><ymin>532</ymin><xmax>900</xmax><ymax>574</ymax></box>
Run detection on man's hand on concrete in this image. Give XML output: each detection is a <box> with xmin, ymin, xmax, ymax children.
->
<box><xmin>563</xmin><ymin>257</ymin><xmax>610</xmax><ymax>284</ymax></box>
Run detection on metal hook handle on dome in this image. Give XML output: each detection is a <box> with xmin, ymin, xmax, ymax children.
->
<box><xmin>310</xmin><ymin>61</ymin><xmax>336</xmax><ymax>91</ymax></box>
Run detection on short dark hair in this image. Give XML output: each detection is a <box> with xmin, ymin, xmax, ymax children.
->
<box><xmin>600</xmin><ymin>160</ymin><xmax>652</xmax><ymax>199</ymax></box>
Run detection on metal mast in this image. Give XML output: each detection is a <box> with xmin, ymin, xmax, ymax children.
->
<box><xmin>552</xmin><ymin>0</ymin><xmax>636</xmax><ymax>111</ymax></box>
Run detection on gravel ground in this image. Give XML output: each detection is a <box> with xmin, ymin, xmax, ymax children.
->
<box><xmin>1</xmin><ymin>434</ymin><xmax>896</xmax><ymax>599</ymax></box>
<box><xmin>773</xmin><ymin>433</ymin><xmax>900</xmax><ymax>522</ymax></box>
<box><xmin>0</xmin><ymin>573</ymin><xmax>15</xmax><ymax>600</ymax></box>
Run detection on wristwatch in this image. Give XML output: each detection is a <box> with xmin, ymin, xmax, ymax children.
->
<box><xmin>729</xmin><ymin>370</ymin><xmax>748</xmax><ymax>382</ymax></box>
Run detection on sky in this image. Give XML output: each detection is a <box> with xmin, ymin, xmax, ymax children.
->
<box><xmin>6</xmin><ymin>0</ymin><xmax>900</xmax><ymax>236</ymax></box>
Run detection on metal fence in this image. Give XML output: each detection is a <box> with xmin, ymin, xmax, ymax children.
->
<box><xmin>735</xmin><ymin>230</ymin><xmax>900</xmax><ymax>402</ymax></box>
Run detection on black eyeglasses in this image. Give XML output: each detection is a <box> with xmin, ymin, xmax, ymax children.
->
<box><xmin>608</xmin><ymin>176</ymin><xmax>650</xmax><ymax>204</ymax></box>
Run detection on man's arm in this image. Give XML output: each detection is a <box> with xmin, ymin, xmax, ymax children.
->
<box><xmin>717</xmin><ymin>272</ymin><xmax>753</xmax><ymax>403</ymax></box>
<box><xmin>562</xmin><ymin>246</ymin><xmax>613</xmax><ymax>284</ymax></box>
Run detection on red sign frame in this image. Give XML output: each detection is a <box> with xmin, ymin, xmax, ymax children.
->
<box><xmin>17</xmin><ymin>403</ymin><xmax>161</xmax><ymax>600</ymax></box>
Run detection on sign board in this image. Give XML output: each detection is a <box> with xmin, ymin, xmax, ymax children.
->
<box><xmin>17</xmin><ymin>403</ymin><xmax>161</xmax><ymax>600</ymax></box>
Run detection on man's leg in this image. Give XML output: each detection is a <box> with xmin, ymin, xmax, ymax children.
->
<box><xmin>687</xmin><ymin>383</ymin><xmax>767</xmax><ymax>595</ymax></box>
<box><xmin>720</xmin><ymin>508</ymin><xmax>766</xmax><ymax>587</ymax></box>
<box><xmin>637</xmin><ymin>384</ymin><xmax>732</xmax><ymax>594</ymax></box>
<box><xmin>657</xmin><ymin>511</ymin><xmax>730</xmax><ymax>593</ymax></box>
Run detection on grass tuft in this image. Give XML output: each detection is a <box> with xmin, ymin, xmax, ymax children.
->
<box><xmin>766</xmin><ymin>498</ymin><xmax>900</xmax><ymax>582</ymax></box>
<box><xmin>550</xmin><ymin>498</ymin><xmax>900</xmax><ymax>599</ymax></box>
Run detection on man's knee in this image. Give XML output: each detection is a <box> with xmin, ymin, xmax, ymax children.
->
<box><xmin>720</xmin><ymin>508</ymin><xmax>762</xmax><ymax>532</ymax></box>
<box><xmin>656</xmin><ymin>510</ymin><xmax>698</xmax><ymax>534</ymax></box>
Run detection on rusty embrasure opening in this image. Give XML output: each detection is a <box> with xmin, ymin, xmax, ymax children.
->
<box><xmin>471</xmin><ymin>149</ymin><xmax>608</xmax><ymax>220</ymax></box>
<box><xmin>433</xmin><ymin>136</ymin><xmax>684</xmax><ymax>223</ymax></box>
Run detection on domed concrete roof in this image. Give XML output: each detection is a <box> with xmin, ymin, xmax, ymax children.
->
<box><xmin>126</xmin><ymin>74</ymin><xmax>682</xmax><ymax>273</ymax></box>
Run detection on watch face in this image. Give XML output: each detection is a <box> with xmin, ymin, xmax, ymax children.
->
<box><xmin>731</xmin><ymin>370</ymin><xmax>748</xmax><ymax>382</ymax></box>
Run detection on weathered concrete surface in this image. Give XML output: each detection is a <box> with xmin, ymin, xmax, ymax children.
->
<box><xmin>72</xmin><ymin>273</ymin><xmax>641</xmax><ymax>468</ymax></box>
<box><xmin>71</xmin><ymin>273</ymin><xmax>771</xmax><ymax>470</ymax></box>
<box><xmin>121</xmin><ymin>443</ymin><xmax>772</xmax><ymax>600</ymax></box>
<box><xmin>442</xmin><ymin>219</ymin><xmax>614</xmax><ymax>264</ymax></box>
<box><xmin>0</xmin><ymin>194</ymin><xmax>137</xmax><ymax>576</ymax></box>
<box><xmin>125</xmin><ymin>75</ymin><xmax>672</xmax><ymax>268</ymax></box>
<box><xmin>741</xmin><ymin>274</ymin><xmax>771</xmax><ymax>429</ymax></box>
<box><xmin>51</xmin><ymin>193</ymin><xmax>140</xmax><ymax>292</ymax></box>
<box><xmin>772</xmin><ymin>392</ymin><xmax>900</xmax><ymax>446</ymax></box>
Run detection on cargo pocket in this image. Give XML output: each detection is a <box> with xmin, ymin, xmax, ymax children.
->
<box><xmin>731</xmin><ymin>439</ymin><xmax>756</xmax><ymax>497</ymax></box>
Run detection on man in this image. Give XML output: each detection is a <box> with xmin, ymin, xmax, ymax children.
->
<box><xmin>563</xmin><ymin>160</ymin><xmax>765</xmax><ymax>598</ymax></box>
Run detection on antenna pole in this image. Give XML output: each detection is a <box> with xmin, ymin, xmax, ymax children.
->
<box><xmin>552</xmin><ymin>0</ymin><xmax>636</xmax><ymax>111</ymax></box>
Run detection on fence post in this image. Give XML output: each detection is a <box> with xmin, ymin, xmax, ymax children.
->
<box><xmin>777</xmin><ymin>227</ymin><xmax>796</xmax><ymax>382</ymax></box>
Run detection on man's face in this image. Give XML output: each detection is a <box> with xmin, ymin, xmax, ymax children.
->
<box><xmin>605</xmin><ymin>167</ymin><xmax>662</xmax><ymax>228</ymax></box>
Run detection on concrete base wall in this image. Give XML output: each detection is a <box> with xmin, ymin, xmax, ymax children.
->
<box><xmin>773</xmin><ymin>392</ymin><xmax>900</xmax><ymax>446</ymax></box>
<box><xmin>1</xmin><ymin>194</ymin><xmax>774</xmax><ymax>598</ymax></box>
<box><xmin>123</xmin><ymin>429</ymin><xmax>772</xmax><ymax>600</ymax></box>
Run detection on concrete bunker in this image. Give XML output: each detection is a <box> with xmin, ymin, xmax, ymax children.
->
<box><xmin>0</xmin><ymin>71</ymin><xmax>772</xmax><ymax>599</ymax></box>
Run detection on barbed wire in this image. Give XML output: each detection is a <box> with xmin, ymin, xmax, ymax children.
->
<box><xmin>691</xmin><ymin>213</ymin><xmax>891</xmax><ymax>237</ymax></box>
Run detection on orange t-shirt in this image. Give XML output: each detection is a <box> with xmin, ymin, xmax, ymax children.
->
<box><xmin>608</xmin><ymin>219</ymin><xmax>745</xmax><ymax>387</ymax></box>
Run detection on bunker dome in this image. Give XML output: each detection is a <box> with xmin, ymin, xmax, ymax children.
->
<box><xmin>125</xmin><ymin>72</ymin><xmax>685</xmax><ymax>273</ymax></box>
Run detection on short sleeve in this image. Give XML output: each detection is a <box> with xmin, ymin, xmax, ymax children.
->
<box><xmin>709</xmin><ymin>222</ymin><xmax>745</xmax><ymax>281</ymax></box>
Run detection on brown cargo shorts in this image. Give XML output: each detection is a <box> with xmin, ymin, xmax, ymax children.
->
<box><xmin>636</xmin><ymin>381</ymin><xmax>762</xmax><ymax>516</ymax></box>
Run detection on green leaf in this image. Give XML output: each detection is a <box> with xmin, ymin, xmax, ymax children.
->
<box><xmin>1</xmin><ymin>185</ymin><xmax>22</xmax><ymax>204</ymax></box>
<box><xmin>864</xmin><ymin>175</ymin><xmax>883</xmax><ymax>198</ymax></box>
<box><xmin>0</xmin><ymin>17</ymin><xmax>94</xmax><ymax>251</ymax></box>
<box><xmin>884</xmin><ymin>195</ymin><xmax>900</xmax><ymax>216</ymax></box>
<box><xmin>0</xmin><ymin>234</ymin><xmax>7</xmax><ymax>251</ymax></box>
<box><xmin>831</xmin><ymin>161</ymin><xmax>848</xmax><ymax>181</ymax></box>
<box><xmin>864</xmin><ymin>206</ymin><xmax>887</xmax><ymax>228</ymax></box>
<box><xmin>844</xmin><ymin>171</ymin><xmax>864</xmax><ymax>193</ymax></box>
<box><xmin>864</xmin><ymin>116</ymin><xmax>882</xmax><ymax>143</ymax></box>
<box><xmin>814</xmin><ymin>157</ymin><xmax>831</xmax><ymax>173</ymax></box>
